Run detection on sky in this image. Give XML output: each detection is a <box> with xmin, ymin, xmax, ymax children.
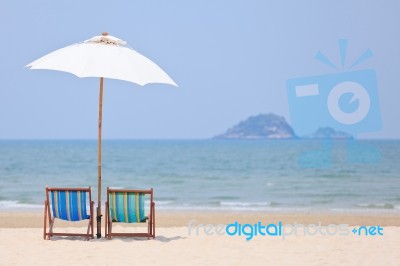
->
<box><xmin>1</xmin><ymin>0</ymin><xmax>399</xmax><ymax>139</ymax></box>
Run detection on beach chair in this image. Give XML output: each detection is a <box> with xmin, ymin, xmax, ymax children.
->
<box><xmin>43</xmin><ymin>187</ymin><xmax>94</xmax><ymax>240</ymax></box>
<box><xmin>105</xmin><ymin>187</ymin><xmax>155</xmax><ymax>239</ymax></box>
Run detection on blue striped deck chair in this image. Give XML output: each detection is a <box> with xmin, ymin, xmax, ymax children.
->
<box><xmin>44</xmin><ymin>187</ymin><xmax>94</xmax><ymax>240</ymax></box>
<box><xmin>105</xmin><ymin>187</ymin><xmax>155</xmax><ymax>239</ymax></box>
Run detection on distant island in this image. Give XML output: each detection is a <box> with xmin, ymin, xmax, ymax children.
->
<box><xmin>306</xmin><ymin>127</ymin><xmax>353</xmax><ymax>140</ymax></box>
<box><xmin>213</xmin><ymin>113</ymin><xmax>353</xmax><ymax>140</ymax></box>
<box><xmin>213</xmin><ymin>113</ymin><xmax>296</xmax><ymax>140</ymax></box>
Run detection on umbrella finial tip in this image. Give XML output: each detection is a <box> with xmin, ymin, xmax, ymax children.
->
<box><xmin>102</xmin><ymin>32</ymin><xmax>108</xmax><ymax>36</ymax></box>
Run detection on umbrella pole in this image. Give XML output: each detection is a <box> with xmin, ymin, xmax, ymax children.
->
<box><xmin>97</xmin><ymin>77</ymin><xmax>104</xmax><ymax>238</ymax></box>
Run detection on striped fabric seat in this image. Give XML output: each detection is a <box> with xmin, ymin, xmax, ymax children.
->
<box><xmin>50</xmin><ymin>190</ymin><xmax>90</xmax><ymax>221</ymax></box>
<box><xmin>108</xmin><ymin>191</ymin><xmax>146</xmax><ymax>223</ymax></box>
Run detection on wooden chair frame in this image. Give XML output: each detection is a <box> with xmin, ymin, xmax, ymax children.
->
<box><xmin>105</xmin><ymin>187</ymin><xmax>155</xmax><ymax>240</ymax></box>
<box><xmin>44</xmin><ymin>187</ymin><xmax>94</xmax><ymax>240</ymax></box>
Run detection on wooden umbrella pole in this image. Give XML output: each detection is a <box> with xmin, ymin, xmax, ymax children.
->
<box><xmin>97</xmin><ymin>77</ymin><xmax>104</xmax><ymax>238</ymax></box>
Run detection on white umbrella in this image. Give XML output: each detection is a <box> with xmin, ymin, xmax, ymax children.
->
<box><xmin>27</xmin><ymin>32</ymin><xmax>177</xmax><ymax>238</ymax></box>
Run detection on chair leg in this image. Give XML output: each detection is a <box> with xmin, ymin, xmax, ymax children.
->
<box><xmin>148</xmin><ymin>212</ymin><xmax>151</xmax><ymax>237</ymax></box>
<box><xmin>148</xmin><ymin>217</ymin><xmax>151</xmax><ymax>239</ymax></box>
<box><xmin>152</xmin><ymin>202</ymin><xmax>155</xmax><ymax>238</ymax></box>
<box><xmin>104</xmin><ymin>202</ymin><xmax>107</xmax><ymax>239</ymax></box>
<box><xmin>109</xmin><ymin>220</ymin><xmax>112</xmax><ymax>240</ymax></box>
<box><xmin>86</xmin><ymin>219</ymin><xmax>91</xmax><ymax>241</ymax></box>
<box><xmin>48</xmin><ymin>218</ymin><xmax>55</xmax><ymax>239</ymax></box>
<box><xmin>43</xmin><ymin>200</ymin><xmax>48</xmax><ymax>240</ymax></box>
<box><xmin>105</xmin><ymin>201</ymin><xmax>110</xmax><ymax>240</ymax></box>
<box><xmin>90</xmin><ymin>201</ymin><xmax>94</xmax><ymax>239</ymax></box>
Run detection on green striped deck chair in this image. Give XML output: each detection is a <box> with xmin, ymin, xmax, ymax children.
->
<box><xmin>105</xmin><ymin>187</ymin><xmax>155</xmax><ymax>239</ymax></box>
<box><xmin>44</xmin><ymin>187</ymin><xmax>94</xmax><ymax>240</ymax></box>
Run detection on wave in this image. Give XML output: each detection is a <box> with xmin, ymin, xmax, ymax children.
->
<box><xmin>220</xmin><ymin>201</ymin><xmax>272</xmax><ymax>207</ymax></box>
<box><xmin>356</xmin><ymin>203</ymin><xmax>396</xmax><ymax>209</ymax></box>
<box><xmin>155</xmin><ymin>201</ymin><xmax>283</xmax><ymax>211</ymax></box>
<box><xmin>0</xmin><ymin>201</ymin><xmax>42</xmax><ymax>211</ymax></box>
<box><xmin>152</xmin><ymin>200</ymin><xmax>175</xmax><ymax>206</ymax></box>
<box><xmin>1</xmin><ymin>199</ymin><xmax>399</xmax><ymax>213</ymax></box>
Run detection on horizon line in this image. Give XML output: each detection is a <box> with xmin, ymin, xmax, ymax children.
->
<box><xmin>1</xmin><ymin>137</ymin><xmax>399</xmax><ymax>141</ymax></box>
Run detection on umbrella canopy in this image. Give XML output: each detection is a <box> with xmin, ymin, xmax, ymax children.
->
<box><xmin>27</xmin><ymin>32</ymin><xmax>177</xmax><ymax>238</ymax></box>
<box><xmin>27</xmin><ymin>34</ymin><xmax>177</xmax><ymax>86</ymax></box>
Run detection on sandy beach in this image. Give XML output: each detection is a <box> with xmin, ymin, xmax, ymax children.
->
<box><xmin>1</xmin><ymin>211</ymin><xmax>400</xmax><ymax>266</ymax></box>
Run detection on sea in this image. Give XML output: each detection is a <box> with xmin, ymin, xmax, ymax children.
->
<box><xmin>0</xmin><ymin>139</ymin><xmax>399</xmax><ymax>213</ymax></box>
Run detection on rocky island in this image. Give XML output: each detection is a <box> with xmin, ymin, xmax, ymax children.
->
<box><xmin>307</xmin><ymin>127</ymin><xmax>353</xmax><ymax>139</ymax></box>
<box><xmin>214</xmin><ymin>113</ymin><xmax>353</xmax><ymax>140</ymax></box>
<box><xmin>213</xmin><ymin>113</ymin><xmax>296</xmax><ymax>139</ymax></box>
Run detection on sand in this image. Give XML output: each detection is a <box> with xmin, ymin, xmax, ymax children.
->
<box><xmin>1</xmin><ymin>211</ymin><xmax>400</xmax><ymax>265</ymax></box>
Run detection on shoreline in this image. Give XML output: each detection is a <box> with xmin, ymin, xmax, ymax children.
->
<box><xmin>1</xmin><ymin>210</ymin><xmax>400</xmax><ymax>228</ymax></box>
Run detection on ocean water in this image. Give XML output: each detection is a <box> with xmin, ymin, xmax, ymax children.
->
<box><xmin>0</xmin><ymin>139</ymin><xmax>399</xmax><ymax>213</ymax></box>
